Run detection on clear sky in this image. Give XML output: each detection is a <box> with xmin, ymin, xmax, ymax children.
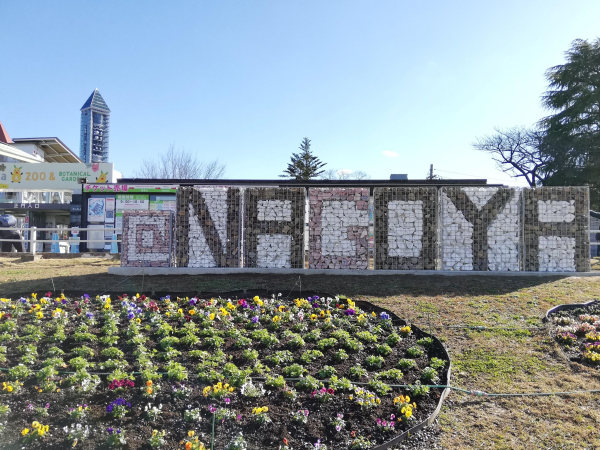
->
<box><xmin>1</xmin><ymin>1</ymin><xmax>599</xmax><ymax>184</ymax></box>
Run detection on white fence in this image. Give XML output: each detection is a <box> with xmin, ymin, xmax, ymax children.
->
<box><xmin>0</xmin><ymin>227</ymin><xmax>121</xmax><ymax>255</ymax></box>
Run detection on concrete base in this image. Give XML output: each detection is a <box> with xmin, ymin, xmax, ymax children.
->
<box><xmin>20</xmin><ymin>255</ymin><xmax>43</xmax><ymax>262</ymax></box>
<box><xmin>108</xmin><ymin>267</ymin><xmax>600</xmax><ymax>277</ymax></box>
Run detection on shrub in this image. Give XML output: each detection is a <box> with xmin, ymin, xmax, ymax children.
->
<box><xmin>300</xmin><ymin>350</ymin><xmax>324</xmax><ymax>364</ymax></box>
<box><xmin>296</xmin><ymin>375</ymin><xmax>321</xmax><ymax>391</ymax></box>
<box><xmin>265</xmin><ymin>375</ymin><xmax>286</xmax><ymax>389</ymax></box>
<box><xmin>349</xmin><ymin>365</ymin><xmax>367</xmax><ymax>379</ymax></box>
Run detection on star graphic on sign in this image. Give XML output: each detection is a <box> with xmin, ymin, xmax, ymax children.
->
<box><xmin>0</xmin><ymin>164</ymin><xmax>5</xmax><ymax>172</ymax></box>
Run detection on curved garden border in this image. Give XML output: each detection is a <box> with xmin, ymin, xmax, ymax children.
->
<box><xmin>545</xmin><ymin>299</ymin><xmax>600</xmax><ymax>322</ymax></box>
<box><xmin>14</xmin><ymin>289</ymin><xmax>453</xmax><ymax>450</ymax></box>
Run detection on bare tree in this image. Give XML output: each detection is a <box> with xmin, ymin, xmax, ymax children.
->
<box><xmin>135</xmin><ymin>144</ymin><xmax>226</xmax><ymax>179</ymax></box>
<box><xmin>472</xmin><ymin>127</ymin><xmax>553</xmax><ymax>187</ymax></box>
<box><xmin>320</xmin><ymin>169</ymin><xmax>371</xmax><ymax>180</ymax></box>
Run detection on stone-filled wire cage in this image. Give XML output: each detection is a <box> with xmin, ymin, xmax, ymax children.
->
<box><xmin>441</xmin><ymin>187</ymin><xmax>521</xmax><ymax>271</ymax></box>
<box><xmin>243</xmin><ymin>188</ymin><xmax>305</xmax><ymax>269</ymax></box>
<box><xmin>374</xmin><ymin>187</ymin><xmax>438</xmax><ymax>270</ymax></box>
<box><xmin>175</xmin><ymin>187</ymin><xmax>241</xmax><ymax>268</ymax></box>
<box><xmin>121</xmin><ymin>210</ymin><xmax>175</xmax><ymax>267</ymax></box>
<box><xmin>308</xmin><ymin>188</ymin><xmax>370</xmax><ymax>270</ymax></box>
<box><xmin>522</xmin><ymin>187</ymin><xmax>590</xmax><ymax>272</ymax></box>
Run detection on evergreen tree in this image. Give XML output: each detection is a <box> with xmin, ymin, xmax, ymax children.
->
<box><xmin>539</xmin><ymin>38</ymin><xmax>600</xmax><ymax>208</ymax></box>
<box><xmin>280</xmin><ymin>138</ymin><xmax>327</xmax><ymax>180</ymax></box>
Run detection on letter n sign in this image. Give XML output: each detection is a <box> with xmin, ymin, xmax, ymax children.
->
<box><xmin>244</xmin><ymin>188</ymin><xmax>305</xmax><ymax>268</ymax></box>
<box><xmin>374</xmin><ymin>187</ymin><xmax>437</xmax><ymax>270</ymax></box>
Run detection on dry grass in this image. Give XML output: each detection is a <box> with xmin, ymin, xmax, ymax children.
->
<box><xmin>1</xmin><ymin>256</ymin><xmax>600</xmax><ymax>449</ymax></box>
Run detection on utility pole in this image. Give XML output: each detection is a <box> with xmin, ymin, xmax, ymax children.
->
<box><xmin>429</xmin><ymin>164</ymin><xmax>433</xmax><ymax>179</ymax></box>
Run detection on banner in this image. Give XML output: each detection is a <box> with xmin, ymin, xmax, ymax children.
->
<box><xmin>0</xmin><ymin>163</ymin><xmax>114</xmax><ymax>190</ymax></box>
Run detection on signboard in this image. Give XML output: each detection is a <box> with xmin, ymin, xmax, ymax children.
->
<box><xmin>87</xmin><ymin>198</ymin><xmax>105</xmax><ymax>222</ymax></box>
<box><xmin>83</xmin><ymin>184</ymin><xmax>177</xmax><ymax>194</ymax></box>
<box><xmin>116</xmin><ymin>194</ymin><xmax>149</xmax><ymax>210</ymax></box>
<box><xmin>0</xmin><ymin>163</ymin><xmax>114</xmax><ymax>190</ymax></box>
<box><xmin>150</xmin><ymin>195</ymin><xmax>176</xmax><ymax>211</ymax></box>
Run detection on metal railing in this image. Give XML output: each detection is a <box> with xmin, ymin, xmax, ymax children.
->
<box><xmin>0</xmin><ymin>227</ymin><xmax>121</xmax><ymax>255</ymax></box>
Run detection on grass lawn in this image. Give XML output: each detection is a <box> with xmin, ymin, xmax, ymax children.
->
<box><xmin>0</xmin><ymin>256</ymin><xmax>599</xmax><ymax>449</ymax></box>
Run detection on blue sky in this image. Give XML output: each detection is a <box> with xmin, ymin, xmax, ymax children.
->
<box><xmin>1</xmin><ymin>1</ymin><xmax>599</xmax><ymax>184</ymax></box>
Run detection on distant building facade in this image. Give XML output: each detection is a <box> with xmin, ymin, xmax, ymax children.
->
<box><xmin>79</xmin><ymin>89</ymin><xmax>110</xmax><ymax>163</ymax></box>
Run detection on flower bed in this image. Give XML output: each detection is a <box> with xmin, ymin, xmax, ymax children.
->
<box><xmin>0</xmin><ymin>291</ymin><xmax>449</xmax><ymax>450</ymax></box>
<box><xmin>547</xmin><ymin>300</ymin><xmax>600</xmax><ymax>367</ymax></box>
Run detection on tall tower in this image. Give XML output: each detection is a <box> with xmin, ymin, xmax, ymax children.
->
<box><xmin>79</xmin><ymin>89</ymin><xmax>110</xmax><ymax>163</ymax></box>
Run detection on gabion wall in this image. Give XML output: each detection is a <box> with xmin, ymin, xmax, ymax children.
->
<box><xmin>374</xmin><ymin>187</ymin><xmax>437</xmax><ymax>270</ymax></box>
<box><xmin>309</xmin><ymin>188</ymin><xmax>370</xmax><ymax>270</ymax></box>
<box><xmin>523</xmin><ymin>187</ymin><xmax>590</xmax><ymax>272</ymax></box>
<box><xmin>243</xmin><ymin>188</ymin><xmax>305</xmax><ymax>269</ymax></box>
<box><xmin>121</xmin><ymin>210</ymin><xmax>173</xmax><ymax>267</ymax></box>
<box><xmin>441</xmin><ymin>187</ymin><xmax>521</xmax><ymax>271</ymax></box>
<box><xmin>121</xmin><ymin>186</ymin><xmax>591</xmax><ymax>272</ymax></box>
<box><xmin>175</xmin><ymin>187</ymin><xmax>240</xmax><ymax>268</ymax></box>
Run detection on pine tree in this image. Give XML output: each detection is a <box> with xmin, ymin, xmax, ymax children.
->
<box><xmin>540</xmin><ymin>38</ymin><xmax>600</xmax><ymax>208</ymax></box>
<box><xmin>280</xmin><ymin>138</ymin><xmax>327</xmax><ymax>180</ymax></box>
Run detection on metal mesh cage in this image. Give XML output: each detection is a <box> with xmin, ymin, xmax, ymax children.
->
<box><xmin>121</xmin><ymin>210</ymin><xmax>174</xmax><ymax>267</ymax></box>
<box><xmin>522</xmin><ymin>187</ymin><xmax>590</xmax><ymax>272</ymax></box>
<box><xmin>175</xmin><ymin>187</ymin><xmax>240</xmax><ymax>268</ymax></box>
<box><xmin>374</xmin><ymin>187</ymin><xmax>437</xmax><ymax>270</ymax></box>
<box><xmin>308</xmin><ymin>188</ymin><xmax>370</xmax><ymax>270</ymax></box>
<box><xmin>441</xmin><ymin>187</ymin><xmax>521</xmax><ymax>271</ymax></box>
<box><xmin>243</xmin><ymin>188</ymin><xmax>305</xmax><ymax>269</ymax></box>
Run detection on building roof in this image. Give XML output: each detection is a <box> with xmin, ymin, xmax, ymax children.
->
<box><xmin>117</xmin><ymin>178</ymin><xmax>497</xmax><ymax>188</ymax></box>
<box><xmin>0</xmin><ymin>141</ymin><xmax>42</xmax><ymax>163</ymax></box>
<box><xmin>0</xmin><ymin>120</ymin><xmax>13</xmax><ymax>144</ymax></box>
<box><xmin>12</xmin><ymin>138</ymin><xmax>83</xmax><ymax>163</ymax></box>
<box><xmin>80</xmin><ymin>88</ymin><xmax>110</xmax><ymax>113</ymax></box>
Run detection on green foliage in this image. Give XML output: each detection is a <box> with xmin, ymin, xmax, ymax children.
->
<box><xmin>265</xmin><ymin>374</ymin><xmax>286</xmax><ymax>389</ymax></box>
<box><xmin>166</xmin><ymin>361</ymin><xmax>188</xmax><ymax>381</ymax></box>
<box><xmin>69</xmin><ymin>356</ymin><xmax>91</xmax><ymax>371</ymax></box>
<box><xmin>410</xmin><ymin>381</ymin><xmax>430</xmax><ymax>397</ymax></box>
<box><xmin>233</xmin><ymin>336</ymin><xmax>252</xmax><ymax>348</ymax></box>
<box><xmin>343</xmin><ymin>338</ymin><xmax>364</xmax><ymax>352</ymax></box>
<box><xmin>386</xmin><ymin>333</ymin><xmax>402</xmax><ymax>346</ymax></box>
<box><xmin>280</xmin><ymin>137</ymin><xmax>326</xmax><ymax>180</ymax></box>
<box><xmin>8</xmin><ymin>364</ymin><xmax>32</xmax><ymax>380</ymax></box>
<box><xmin>317</xmin><ymin>365</ymin><xmax>337</xmax><ymax>379</ymax></box>
<box><xmin>295</xmin><ymin>375</ymin><xmax>322</xmax><ymax>391</ymax></box>
<box><xmin>376</xmin><ymin>344</ymin><xmax>392</xmax><ymax>356</ymax></box>
<box><xmin>333</xmin><ymin>348</ymin><xmax>349</xmax><ymax>362</ymax></box>
<box><xmin>282</xmin><ymin>363</ymin><xmax>307</xmax><ymax>378</ymax></box>
<box><xmin>250</xmin><ymin>329</ymin><xmax>279</xmax><ymax>348</ymax></box>
<box><xmin>349</xmin><ymin>365</ymin><xmax>367</xmax><ymax>379</ymax></box>
<box><xmin>430</xmin><ymin>357</ymin><xmax>446</xmax><ymax>370</ymax></box>
<box><xmin>421</xmin><ymin>366</ymin><xmax>439</xmax><ymax>382</ymax></box>
<box><xmin>317</xmin><ymin>338</ymin><xmax>338</xmax><ymax>351</ymax></box>
<box><xmin>159</xmin><ymin>336</ymin><xmax>180</xmax><ymax>350</ymax></box>
<box><xmin>367</xmin><ymin>379</ymin><xmax>392</xmax><ymax>396</ymax></box>
<box><xmin>328</xmin><ymin>375</ymin><xmax>353</xmax><ymax>391</ymax></box>
<box><xmin>287</xmin><ymin>334</ymin><xmax>306</xmax><ymax>348</ymax></box>
<box><xmin>356</xmin><ymin>331</ymin><xmax>378</xmax><ymax>344</ymax></box>
<box><xmin>222</xmin><ymin>362</ymin><xmax>249</xmax><ymax>387</ymax></box>
<box><xmin>265</xmin><ymin>350</ymin><xmax>294</xmax><ymax>365</ymax></box>
<box><xmin>179</xmin><ymin>333</ymin><xmax>200</xmax><ymax>347</ymax></box>
<box><xmin>304</xmin><ymin>329</ymin><xmax>321</xmax><ymax>342</ymax></box>
<box><xmin>242</xmin><ymin>349</ymin><xmax>259</xmax><ymax>361</ymax></box>
<box><xmin>300</xmin><ymin>349</ymin><xmax>324</xmax><ymax>363</ymax></box>
<box><xmin>416</xmin><ymin>337</ymin><xmax>434</xmax><ymax>347</ymax></box>
<box><xmin>398</xmin><ymin>358</ymin><xmax>418</xmax><ymax>370</ymax></box>
<box><xmin>406</xmin><ymin>346</ymin><xmax>424</xmax><ymax>358</ymax></box>
<box><xmin>375</xmin><ymin>368</ymin><xmax>404</xmax><ymax>381</ymax></box>
<box><xmin>364</xmin><ymin>355</ymin><xmax>385</xmax><ymax>369</ymax></box>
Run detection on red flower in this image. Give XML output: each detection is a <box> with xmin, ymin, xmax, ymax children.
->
<box><xmin>118</xmin><ymin>296</ymin><xmax>122</xmax><ymax>300</ymax></box>
<box><xmin>76</xmin><ymin>308</ymin><xmax>82</xmax><ymax>315</ymax></box>
<box><xmin>283</xmin><ymin>438</ymin><xmax>288</xmax><ymax>445</ymax></box>
<box><xmin>45</xmin><ymin>292</ymin><xmax>52</xmax><ymax>297</ymax></box>
<box><xmin>185</xmin><ymin>315</ymin><xmax>192</xmax><ymax>322</ymax></box>
<box><xmin>141</xmin><ymin>295</ymin><xmax>146</xmax><ymax>300</ymax></box>
<box><xmin>327</xmin><ymin>388</ymin><xmax>334</xmax><ymax>394</ymax></box>
<box><xmin>351</xmin><ymin>431</ymin><xmax>356</xmax><ymax>438</ymax></box>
